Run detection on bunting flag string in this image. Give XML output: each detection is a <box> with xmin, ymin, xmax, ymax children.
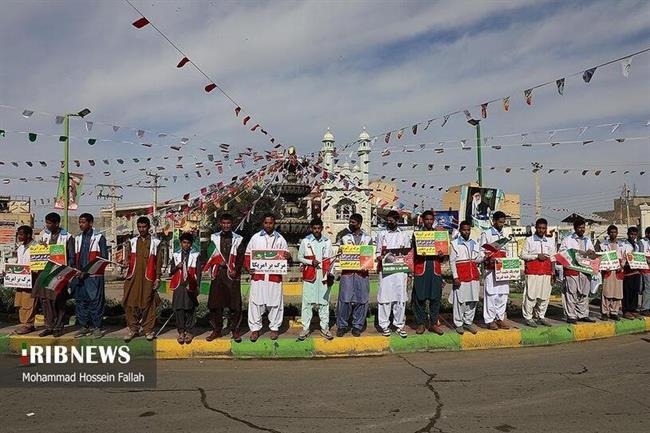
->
<box><xmin>336</xmin><ymin>46</ymin><xmax>650</xmax><ymax>153</ymax></box>
<box><xmin>125</xmin><ymin>0</ymin><xmax>285</xmax><ymax>149</ymax></box>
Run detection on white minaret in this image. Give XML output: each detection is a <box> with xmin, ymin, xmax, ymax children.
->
<box><xmin>321</xmin><ymin>128</ymin><xmax>335</xmax><ymax>173</ymax></box>
<box><xmin>357</xmin><ymin>127</ymin><xmax>371</xmax><ymax>184</ymax></box>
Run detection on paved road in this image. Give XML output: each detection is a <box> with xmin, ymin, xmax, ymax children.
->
<box><xmin>1</xmin><ymin>334</ymin><xmax>649</xmax><ymax>433</ymax></box>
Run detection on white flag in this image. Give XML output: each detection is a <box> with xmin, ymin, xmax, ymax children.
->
<box><xmin>621</xmin><ymin>57</ymin><xmax>631</xmax><ymax>78</ymax></box>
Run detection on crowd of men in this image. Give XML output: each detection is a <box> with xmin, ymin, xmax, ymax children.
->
<box><xmin>8</xmin><ymin>209</ymin><xmax>650</xmax><ymax>343</ymax></box>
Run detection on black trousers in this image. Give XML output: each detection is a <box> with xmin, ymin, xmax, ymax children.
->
<box><xmin>622</xmin><ymin>274</ymin><xmax>641</xmax><ymax>313</ymax></box>
<box><xmin>174</xmin><ymin>308</ymin><xmax>196</xmax><ymax>334</ymax></box>
<box><xmin>209</xmin><ymin>307</ymin><xmax>242</xmax><ymax>332</ymax></box>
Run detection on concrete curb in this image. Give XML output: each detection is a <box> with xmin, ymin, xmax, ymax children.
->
<box><xmin>2</xmin><ymin>317</ymin><xmax>648</xmax><ymax>360</ymax></box>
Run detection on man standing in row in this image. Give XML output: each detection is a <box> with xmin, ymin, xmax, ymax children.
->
<box><xmin>621</xmin><ymin>226</ymin><xmax>642</xmax><ymax>319</ymax></box>
<box><xmin>13</xmin><ymin>226</ymin><xmax>38</xmax><ymax>335</ymax></box>
<box><xmin>245</xmin><ymin>213</ymin><xmax>290</xmax><ymax>342</ymax></box>
<box><xmin>72</xmin><ymin>213</ymin><xmax>108</xmax><ymax>338</ymax></box>
<box><xmin>412</xmin><ymin>211</ymin><xmax>445</xmax><ymax>335</ymax></box>
<box><xmin>34</xmin><ymin>212</ymin><xmax>74</xmax><ymax>337</ymax></box>
<box><xmin>297</xmin><ymin>218</ymin><xmax>334</xmax><ymax>341</ymax></box>
<box><xmin>520</xmin><ymin>218</ymin><xmax>556</xmax><ymax>327</ymax></box>
<box><xmin>558</xmin><ymin>218</ymin><xmax>596</xmax><ymax>323</ymax></box>
<box><xmin>123</xmin><ymin>217</ymin><xmax>163</xmax><ymax>342</ymax></box>
<box><xmin>480</xmin><ymin>211</ymin><xmax>511</xmax><ymax>330</ymax></box>
<box><xmin>204</xmin><ymin>213</ymin><xmax>245</xmax><ymax>342</ymax></box>
<box><xmin>597</xmin><ymin>225</ymin><xmax>624</xmax><ymax>321</ymax></box>
<box><xmin>170</xmin><ymin>232</ymin><xmax>201</xmax><ymax>345</ymax></box>
<box><xmin>641</xmin><ymin>227</ymin><xmax>650</xmax><ymax>316</ymax></box>
<box><xmin>336</xmin><ymin>213</ymin><xmax>373</xmax><ymax>337</ymax></box>
<box><xmin>449</xmin><ymin>220</ymin><xmax>481</xmax><ymax>334</ymax></box>
<box><xmin>376</xmin><ymin>210</ymin><xmax>410</xmax><ymax>338</ymax></box>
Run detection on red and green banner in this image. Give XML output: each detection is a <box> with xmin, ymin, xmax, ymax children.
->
<box><xmin>35</xmin><ymin>261</ymin><xmax>79</xmax><ymax>294</ymax></box>
<box><xmin>555</xmin><ymin>249</ymin><xmax>600</xmax><ymax>275</ymax></box>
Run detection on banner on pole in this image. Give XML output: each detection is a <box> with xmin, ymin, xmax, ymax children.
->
<box><xmin>54</xmin><ymin>172</ymin><xmax>83</xmax><ymax>210</ymax></box>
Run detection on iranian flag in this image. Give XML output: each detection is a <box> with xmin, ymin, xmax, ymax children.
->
<box><xmin>82</xmin><ymin>257</ymin><xmax>111</xmax><ymax>276</ymax></box>
<box><xmin>554</xmin><ymin>249</ymin><xmax>600</xmax><ymax>276</ymax></box>
<box><xmin>35</xmin><ymin>261</ymin><xmax>79</xmax><ymax>294</ymax></box>
<box><xmin>482</xmin><ymin>237</ymin><xmax>510</xmax><ymax>254</ymax></box>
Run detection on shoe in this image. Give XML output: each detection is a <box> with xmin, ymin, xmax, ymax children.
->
<box><xmin>632</xmin><ymin>312</ymin><xmax>642</xmax><ymax>318</ymax></box>
<box><xmin>145</xmin><ymin>332</ymin><xmax>155</xmax><ymax>341</ymax></box>
<box><xmin>92</xmin><ymin>329</ymin><xmax>104</xmax><ymax>339</ymax></box>
<box><xmin>600</xmin><ymin>314</ymin><xmax>609</xmax><ymax>321</ymax></box>
<box><xmin>250</xmin><ymin>331</ymin><xmax>259</xmax><ymax>342</ymax></box>
<box><xmin>623</xmin><ymin>312</ymin><xmax>635</xmax><ymax>320</ymax></box>
<box><xmin>336</xmin><ymin>327</ymin><xmax>347</xmax><ymax>337</ymax></box>
<box><xmin>319</xmin><ymin>329</ymin><xmax>334</xmax><ymax>340</ymax></box>
<box><xmin>455</xmin><ymin>326</ymin><xmax>465</xmax><ymax>335</ymax></box>
<box><xmin>177</xmin><ymin>332</ymin><xmax>185</xmax><ymax>345</ymax></box>
<box><xmin>525</xmin><ymin>319</ymin><xmax>538</xmax><ymax>328</ymax></box>
<box><xmin>124</xmin><ymin>330</ymin><xmax>138</xmax><ymax>343</ymax></box>
<box><xmin>38</xmin><ymin>329</ymin><xmax>54</xmax><ymax>337</ymax></box>
<box><xmin>537</xmin><ymin>318</ymin><xmax>552</xmax><ymax>327</ymax></box>
<box><xmin>487</xmin><ymin>321</ymin><xmax>499</xmax><ymax>331</ymax></box>
<box><xmin>640</xmin><ymin>310</ymin><xmax>650</xmax><ymax>317</ymax></box>
<box><xmin>270</xmin><ymin>331</ymin><xmax>279</xmax><ymax>340</ymax></box>
<box><xmin>53</xmin><ymin>329</ymin><xmax>63</xmax><ymax>338</ymax></box>
<box><xmin>351</xmin><ymin>328</ymin><xmax>362</xmax><ymax>337</ymax></box>
<box><xmin>232</xmin><ymin>330</ymin><xmax>242</xmax><ymax>343</ymax></box>
<box><xmin>427</xmin><ymin>323</ymin><xmax>437</xmax><ymax>333</ymax></box>
<box><xmin>205</xmin><ymin>330</ymin><xmax>221</xmax><ymax>342</ymax></box>
<box><xmin>610</xmin><ymin>314</ymin><xmax>621</xmax><ymax>321</ymax></box>
<box><xmin>567</xmin><ymin>318</ymin><xmax>578</xmax><ymax>324</ymax></box>
<box><xmin>381</xmin><ymin>328</ymin><xmax>391</xmax><ymax>337</ymax></box>
<box><xmin>496</xmin><ymin>320</ymin><xmax>510</xmax><ymax>330</ymax></box>
<box><xmin>184</xmin><ymin>333</ymin><xmax>194</xmax><ymax>344</ymax></box>
<box><xmin>579</xmin><ymin>317</ymin><xmax>596</xmax><ymax>323</ymax></box>
<box><xmin>74</xmin><ymin>327</ymin><xmax>91</xmax><ymax>338</ymax></box>
<box><xmin>416</xmin><ymin>324</ymin><xmax>426</xmax><ymax>335</ymax></box>
<box><xmin>15</xmin><ymin>325</ymin><xmax>35</xmax><ymax>335</ymax></box>
<box><xmin>297</xmin><ymin>329</ymin><xmax>310</xmax><ymax>341</ymax></box>
<box><xmin>396</xmin><ymin>328</ymin><xmax>408</xmax><ymax>338</ymax></box>
<box><xmin>430</xmin><ymin>325</ymin><xmax>445</xmax><ymax>336</ymax></box>
<box><xmin>463</xmin><ymin>323</ymin><xmax>479</xmax><ymax>334</ymax></box>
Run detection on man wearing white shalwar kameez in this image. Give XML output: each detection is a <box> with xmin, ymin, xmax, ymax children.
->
<box><xmin>449</xmin><ymin>220</ymin><xmax>483</xmax><ymax>334</ymax></box>
<box><xmin>244</xmin><ymin>214</ymin><xmax>290</xmax><ymax>341</ymax></box>
<box><xmin>597</xmin><ymin>225</ymin><xmax>624</xmax><ymax>321</ymax></box>
<box><xmin>479</xmin><ymin>211</ymin><xmax>511</xmax><ymax>330</ymax></box>
<box><xmin>520</xmin><ymin>218</ymin><xmax>556</xmax><ymax>328</ymax></box>
<box><xmin>376</xmin><ymin>211</ymin><xmax>411</xmax><ymax>338</ymax></box>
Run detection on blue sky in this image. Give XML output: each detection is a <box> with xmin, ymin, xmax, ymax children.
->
<box><xmin>0</xmin><ymin>0</ymin><xmax>648</xmax><ymax>225</ymax></box>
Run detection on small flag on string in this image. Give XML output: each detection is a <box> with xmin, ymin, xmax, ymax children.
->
<box><xmin>583</xmin><ymin>67</ymin><xmax>596</xmax><ymax>83</ymax></box>
<box><xmin>621</xmin><ymin>57</ymin><xmax>631</xmax><ymax>78</ymax></box>
<box><xmin>85</xmin><ymin>121</ymin><xmax>93</xmax><ymax>132</ymax></box>
<box><xmin>137</xmin><ymin>129</ymin><xmax>145</xmax><ymax>138</ymax></box>
<box><xmin>55</xmin><ymin>115</ymin><xmax>64</xmax><ymax>124</ymax></box>
<box><xmin>463</xmin><ymin>110</ymin><xmax>472</xmax><ymax>120</ymax></box>
<box><xmin>502</xmin><ymin>96</ymin><xmax>510</xmax><ymax>112</ymax></box>
<box><xmin>412</xmin><ymin>124</ymin><xmax>418</xmax><ymax>135</ymax></box>
<box><xmin>397</xmin><ymin>129</ymin><xmax>404</xmax><ymax>139</ymax></box>
<box><xmin>441</xmin><ymin>114</ymin><xmax>450</xmax><ymax>127</ymax></box>
<box><xmin>22</xmin><ymin>110</ymin><xmax>34</xmax><ymax>118</ymax></box>
<box><xmin>577</xmin><ymin>126</ymin><xmax>588</xmax><ymax>137</ymax></box>
<box><xmin>556</xmin><ymin>78</ymin><xmax>565</xmax><ymax>95</ymax></box>
<box><xmin>480</xmin><ymin>103</ymin><xmax>488</xmax><ymax>119</ymax></box>
<box><xmin>132</xmin><ymin>17</ymin><xmax>150</xmax><ymax>28</ymax></box>
<box><xmin>205</xmin><ymin>83</ymin><xmax>217</xmax><ymax>93</ymax></box>
<box><xmin>59</xmin><ymin>136</ymin><xmax>67</xmax><ymax>142</ymax></box>
<box><xmin>524</xmin><ymin>89</ymin><xmax>533</xmax><ymax>105</ymax></box>
<box><xmin>251</xmin><ymin>124</ymin><xmax>260</xmax><ymax>131</ymax></box>
<box><xmin>384</xmin><ymin>132</ymin><xmax>391</xmax><ymax>143</ymax></box>
<box><xmin>28</xmin><ymin>133</ymin><xmax>37</xmax><ymax>142</ymax></box>
<box><xmin>234</xmin><ymin>106</ymin><xmax>241</xmax><ymax>116</ymax></box>
<box><xmin>243</xmin><ymin>116</ymin><xmax>251</xmax><ymax>125</ymax></box>
<box><xmin>177</xmin><ymin>57</ymin><xmax>190</xmax><ymax>68</ymax></box>
<box><xmin>141</xmin><ymin>143</ymin><xmax>152</xmax><ymax>147</ymax></box>
<box><xmin>88</xmin><ymin>138</ymin><xmax>96</xmax><ymax>145</ymax></box>
<box><xmin>424</xmin><ymin>120</ymin><xmax>433</xmax><ymax>131</ymax></box>
<box><xmin>460</xmin><ymin>139</ymin><xmax>470</xmax><ymax>150</ymax></box>
<box><xmin>112</xmin><ymin>125</ymin><xmax>120</xmax><ymax>132</ymax></box>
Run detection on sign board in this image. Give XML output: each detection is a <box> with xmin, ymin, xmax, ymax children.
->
<box><xmin>381</xmin><ymin>248</ymin><xmax>412</xmax><ymax>275</ymax></box>
<box><xmin>627</xmin><ymin>252</ymin><xmax>649</xmax><ymax>270</ymax></box>
<box><xmin>414</xmin><ymin>231</ymin><xmax>450</xmax><ymax>256</ymax></box>
<box><xmin>251</xmin><ymin>250</ymin><xmax>288</xmax><ymax>275</ymax></box>
<box><xmin>339</xmin><ymin>245</ymin><xmax>376</xmax><ymax>271</ymax></box>
<box><xmin>4</xmin><ymin>264</ymin><xmax>32</xmax><ymax>288</ymax></box>
<box><xmin>495</xmin><ymin>258</ymin><xmax>523</xmax><ymax>281</ymax></box>
<box><xmin>597</xmin><ymin>250</ymin><xmax>620</xmax><ymax>271</ymax></box>
<box><xmin>49</xmin><ymin>244</ymin><xmax>66</xmax><ymax>265</ymax></box>
<box><xmin>29</xmin><ymin>244</ymin><xmax>50</xmax><ymax>271</ymax></box>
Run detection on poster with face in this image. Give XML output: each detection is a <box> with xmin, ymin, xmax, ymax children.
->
<box><xmin>458</xmin><ymin>186</ymin><xmax>504</xmax><ymax>231</ymax></box>
<box><xmin>433</xmin><ymin>210</ymin><xmax>459</xmax><ymax>230</ymax></box>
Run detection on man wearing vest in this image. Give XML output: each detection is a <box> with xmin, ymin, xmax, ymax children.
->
<box><xmin>558</xmin><ymin>217</ymin><xmax>597</xmax><ymax>323</ymax></box>
<box><xmin>621</xmin><ymin>226</ymin><xmax>642</xmax><ymax>319</ymax></box>
<box><xmin>244</xmin><ymin>213</ymin><xmax>290</xmax><ymax>342</ymax></box>
<box><xmin>123</xmin><ymin>216</ymin><xmax>163</xmax><ymax>342</ymax></box>
<box><xmin>640</xmin><ymin>227</ymin><xmax>650</xmax><ymax>316</ymax></box>
<box><xmin>13</xmin><ymin>226</ymin><xmax>38</xmax><ymax>335</ymax></box>
<box><xmin>336</xmin><ymin>213</ymin><xmax>373</xmax><ymax>337</ymax></box>
<box><xmin>170</xmin><ymin>232</ymin><xmax>201</xmax><ymax>345</ymax></box>
<box><xmin>597</xmin><ymin>225</ymin><xmax>624</xmax><ymax>321</ymax></box>
<box><xmin>204</xmin><ymin>213</ymin><xmax>246</xmax><ymax>342</ymax></box>
<box><xmin>33</xmin><ymin>212</ymin><xmax>74</xmax><ymax>337</ymax></box>
<box><xmin>412</xmin><ymin>210</ymin><xmax>446</xmax><ymax>335</ymax></box>
<box><xmin>520</xmin><ymin>218</ymin><xmax>556</xmax><ymax>328</ymax></box>
<box><xmin>297</xmin><ymin>218</ymin><xmax>334</xmax><ymax>341</ymax></box>
<box><xmin>72</xmin><ymin>213</ymin><xmax>109</xmax><ymax>338</ymax></box>
<box><xmin>480</xmin><ymin>211</ymin><xmax>511</xmax><ymax>330</ymax></box>
<box><xmin>449</xmin><ymin>220</ymin><xmax>482</xmax><ymax>334</ymax></box>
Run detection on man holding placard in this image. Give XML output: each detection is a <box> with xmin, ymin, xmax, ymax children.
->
<box><xmin>621</xmin><ymin>227</ymin><xmax>643</xmax><ymax>319</ymax></box>
<box><xmin>32</xmin><ymin>212</ymin><xmax>74</xmax><ymax>337</ymax></box>
<box><xmin>376</xmin><ymin>210</ymin><xmax>411</xmax><ymax>338</ymax></box>
<box><xmin>449</xmin><ymin>220</ymin><xmax>483</xmax><ymax>334</ymax></box>
<box><xmin>520</xmin><ymin>218</ymin><xmax>556</xmax><ymax>328</ymax></box>
<box><xmin>480</xmin><ymin>211</ymin><xmax>511</xmax><ymax>330</ymax></box>
<box><xmin>412</xmin><ymin>210</ymin><xmax>446</xmax><ymax>335</ymax></box>
<box><xmin>597</xmin><ymin>225</ymin><xmax>624</xmax><ymax>321</ymax></box>
<box><xmin>244</xmin><ymin>213</ymin><xmax>290</xmax><ymax>341</ymax></box>
<box><xmin>13</xmin><ymin>226</ymin><xmax>37</xmax><ymax>334</ymax></box>
<box><xmin>641</xmin><ymin>227</ymin><xmax>650</xmax><ymax>316</ymax></box>
<box><xmin>336</xmin><ymin>213</ymin><xmax>373</xmax><ymax>337</ymax></box>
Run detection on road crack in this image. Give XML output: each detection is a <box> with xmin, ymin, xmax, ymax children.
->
<box><xmin>398</xmin><ymin>355</ymin><xmax>446</xmax><ymax>433</ymax></box>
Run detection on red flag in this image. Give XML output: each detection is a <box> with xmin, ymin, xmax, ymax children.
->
<box><xmin>234</xmin><ymin>106</ymin><xmax>241</xmax><ymax>116</ymax></box>
<box><xmin>205</xmin><ymin>83</ymin><xmax>217</xmax><ymax>93</ymax></box>
<box><xmin>177</xmin><ymin>57</ymin><xmax>190</xmax><ymax>68</ymax></box>
<box><xmin>243</xmin><ymin>116</ymin><xmax>251</xmax><ymax>125</ymax></box>
<box><xmin>132</xmin><ymin>17</ymin><xmax>150</xmax><ymax>29</ymax></box>
<box><xmin>385</xmin><ymin>132</ymin><xmax>391</xmax><ymax>143</ymax></box>
<box><xmin>250</xmin><ymin>124</ymin><xmax>260</xmax><ymax>131</ymax></box>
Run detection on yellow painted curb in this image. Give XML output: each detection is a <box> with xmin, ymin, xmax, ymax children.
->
<box><xmin>573</xmin><ymin>322</ymin><xmax>616</xmax><ymax>341</ymax></box>
<box><xmin>314</xmin><ymin>336</ymin><xmax>389</xmax><ymax>355</ymax></box>
<box><xmin>548</xmin><ymin>295</ymin><xmax>562</xmax><ymax>302</ymax></box>
<box><xmin>461</xmin><ymin>330</ymin><xmax>521</xmax><ymax>350</ymax></box>
<box><xmin>287</xmin><ymin>319</ymin><xmax>303</xmax><ymax>329</ymax></box>
<box><xmin>156</xmin><ymin>338</ymin><xmax>231</xmax><ymax>359</ymax></box>
<box><xmin>645</xmin><ymin>317</ymin><xmax>650</xmax><ymax>331</ymax></box>
<box><xmin>283</xmin><ymin>282</ymin><xmax>303</xmax><ymax>296</ymax></box>
<box><xmin>9</xmin><ymin>335</ymin><xmax>78</xmax><ymax>353</ymax></box>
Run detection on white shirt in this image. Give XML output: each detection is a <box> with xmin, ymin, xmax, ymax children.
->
<box><xmin>521</xmin><ymin>235</ymin><xmax>557</xmax><ymax>261</ymax></box>
<box><xmin>245</xmin><ymin>230</ymin><xmax>288</xmax><ymax>306</ymax></box>
<box><xmin>17</xmin><ymin>243</ymin><xmax>32</xmax><ymax>265</ymax></box>
<box><xmin>376</xmin><ymin>228</ymin><xmax>411</xmax><ymax>303</ymax></box>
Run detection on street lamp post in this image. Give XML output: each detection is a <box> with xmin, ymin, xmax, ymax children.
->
<box><xmin>62</xmin><ymin>108</ymin><xmax>91</xmax><ymax>230</ymax></box>
<box><xmin>467</xmin><ymin>118</ymin><xmax>482</xmax><ymax>187</ymax></box>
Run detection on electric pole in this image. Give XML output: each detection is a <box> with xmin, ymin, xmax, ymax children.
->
<box><xmin>532</xmin><ymin>162</ymin><xmax>543</xmax><ymax>220</ymax></box>
<box><xmin>623</xmin><ymin>183</ymin><xmax>631</xmax><ymax>226</ymax></box>
<box><xmin>140</xmin><ymin>172</ymin><xmax>166</xmax><ymax>233</ymax></box>
<box><xmin>96</xmin><ymin>183</ymin><xmax>123</xmax><ymax>273</ymax></box>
